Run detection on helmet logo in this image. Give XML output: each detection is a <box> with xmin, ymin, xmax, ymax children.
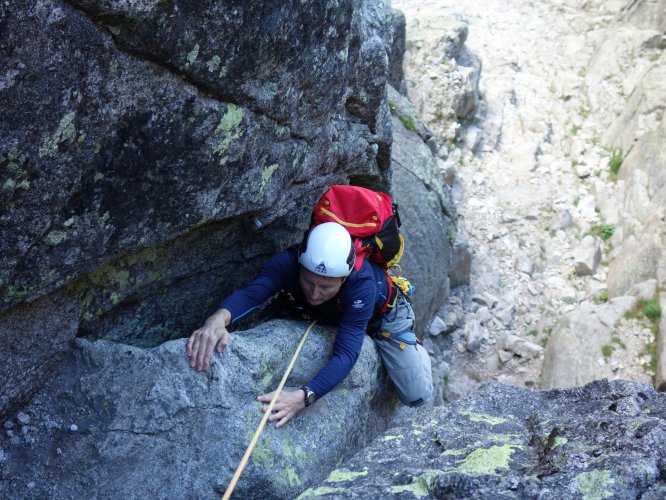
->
<box><xmin>314</xmin><ymin>262</ymin><xmax>327</xmax><ymax>274</ymax></box>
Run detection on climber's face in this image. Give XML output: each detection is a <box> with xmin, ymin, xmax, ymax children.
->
<box><xmin>299</xmin><ymin>267</ymin><xmax>345</xmax><ymax>306</ymax></box>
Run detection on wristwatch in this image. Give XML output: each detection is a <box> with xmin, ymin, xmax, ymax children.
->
<box><xmin>300</xmin><ymin>386</ymin><xmax>316</xmax><ymax>407</ymax></box>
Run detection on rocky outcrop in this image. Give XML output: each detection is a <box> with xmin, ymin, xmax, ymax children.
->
<box><xmin>0</xmin><ymin>0</ymin><xmax>398</xmax><ymax>417</ymax></box>
<box><xmin>302</xmin><ymin>379</ymin><xmax>666</xmax><ymax>498</ymax></box>
<box><xmin>388</xmin><ymin>85</ymin><xmax>457</xmax><ymax>333</ymax></box>
<box><xmin>587</xmin><ymin>0</ymin><xmax>666</xmax><ymax>300</ymax></box>
<box><xmin>399</xmin><ymin>13</ymin><xmax>481</xmax><ymax>151</ymax></box>
<box><xmin>0</xmin><ymin>320</ymin><xmax>401</xmax><ymax>499</ymax></box>
<box><xmin>541</xmin><ymin>297</ymin><xmax>637</xmax><ymax>390</ymax></box>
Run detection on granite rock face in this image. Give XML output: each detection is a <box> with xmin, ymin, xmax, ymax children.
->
<box><xmin>388</xmin><ymin>85</ymin><xmax>457</xmax><ymax>333</ymax></box>
<box><xmin>0</xmin><ymin>0</ymin><xmax>396</xmax><ymax>416</ymax></box>
<box><xmin>0</xmin><ymin>320</ymin><xmax>400</xmax><ymax>499</ymax></box>
<box><xmin>302</xmin><ymin>379</ymin><xmax>666</xmax><ymax>498</ymax></box>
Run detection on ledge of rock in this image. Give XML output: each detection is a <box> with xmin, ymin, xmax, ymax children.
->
<box><xmin>302</xmin><ymin>379</ymin><xmax>666</xmax><ymax>498</ymax></box>
<box><xmin>0</xmin><ymin>319</ymin><xmax>401</xmax><ymax>499</ymax></box>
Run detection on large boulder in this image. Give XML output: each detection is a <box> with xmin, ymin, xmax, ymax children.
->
<box><xmin>0</xmin><ymin>320</ymin><xmax>401</xmax><ymax>499</ymax></box>
<box><xmin>0</xmin><ymin>0</ymin><xmax>394</xmax><ymax>417</ymax></box>
<box><xmin>301</xmin><ymin>379</ymin><xmax>666</xmax><ymax>498</ymax></box>
<box><xmin>541</xmin><ymin>297</ymin><xmax>637</xmax><ymax>390</ymax></box>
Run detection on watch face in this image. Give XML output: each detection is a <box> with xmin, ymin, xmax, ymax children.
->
<box><xmin>303</xmin><ymin>387</ymin><xmax>316</xmax><ymax>406</ymax></box>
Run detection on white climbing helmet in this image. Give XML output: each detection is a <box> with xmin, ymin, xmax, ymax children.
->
<box><xmin>298</xmin><ymin>222</ymin><xmax>355</xmax><ymax>277</ymax></box>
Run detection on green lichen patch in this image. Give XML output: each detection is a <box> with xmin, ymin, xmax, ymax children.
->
<box><xmin>390</xmin><ymin>470</ymin><xmax>438</xmax><ymax>497</ymax></box>
<box><xmin>260</xmin><ymin>163</ymin><xmax>278</xmax><ymax>194</ymax></box>
<box><xmin>297</xmin><ymin>486</ymin><xmax>345</xmax><ymax>498</ymax></box>
<box><xmin>382</xmin><ymin>434</ymin><xmax>403</xmax><ymax>442</ymax></box>
<box><xmin>44</xmin><ymin>230</ymin><xmax>67</xmax><ymax>246</ymax></box>
<box><xmin>553</xmin><ymin>436</ymin><xmax>568</xmax><ymax>448</ymax></box>
<box><xmin>70</xmin><ymin>245</ymin><xmax>167</xmax><ymax>321</ymax></box>
<box><xmin>441</xmin><ymin>448</ymin><xmax>466</xmax><ymax>456</ymax></box>
<box><xmin>250</xmin><ymin>436</ymin><xmax>275</xmax><ymax>467</ymax></box>
<box><xmin>577</xmin><ymin>469</ymin><xmax>615</xmax><ymax>500</ymax></box>
<box><xmin>2</xmin><ymin>146</ymin><xmax>30</xmax><ymax>192</ymax></box>
<box><xmin>458</xmin><ymin>444</ymin><xmax>522</xmax><ymax>475</ymax></box>
<box><xmin>325</xmin><ymin>467</ymin><xmax>368</xmax><ymax>483</ymax></box>
<box><xmin>39</xmin><ymin>111</ymin><xmax>76</xmax><ymax>157</ymax></box>
<box><xmin>460</xmin><ymin>409</ymin><xmax>510</xmax><ymax>425</ymax></box>
<box><xmin>186</xmin><ymin>44</ymin><xmax>200</xmax><ymax>65</ymax></box>
<box><xmin>3</xmin><ymin>284</ymin><xmax>36</xmax><ymax>304</ymax></box>
<box><xmin>212</xmin><ymin>104</ymin><xmax>245</xmax><ymax>164</ymax></box>
<box><xmin>2</xmin><ymin>145</ymin><xmax>28</xmax><ymax>170</ymax></box>
<box><xmin>284</xmin><ymin>464</ymin><xmax>301</xmax><ymax>488</ymax></box>
<box><xmin>207</xmin><ymin>55</ymin><xmax>221</xmax><ymax>72</ymax></box>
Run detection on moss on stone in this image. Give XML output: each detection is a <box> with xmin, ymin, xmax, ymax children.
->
<box><xmin>577</xmin><ymin>469</ymin><xmax>615</xmax><ymax>500</ymax></box>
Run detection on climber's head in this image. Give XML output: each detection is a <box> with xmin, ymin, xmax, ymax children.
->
<box><xmin>298</xmin><ymin>222</ymin><xmax>354</xmax><ymax>305</ymax></box>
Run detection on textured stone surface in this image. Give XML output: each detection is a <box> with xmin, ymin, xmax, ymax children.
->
<box><xmin>0</xmin><ymin>0</ymin><xmax>395</xmax><ymax>416</ymax></box>
<box><xmin>301</xmin><ymin>379</ymin><xmax>666</xmax><ymax>498</ymax></box>
<box><xmin>0</xmin><ymin>320</ymin><xmax>400</xmax><ymax>499</ymax></box>
<box><xmin>541</xmin><ymin>297</ymin><xmax>637</xmax><ymax>390</ymax></box>
<box><xmin>388</xmin><ymin>86</ymin><xmax>457</xmax><ymax>334</ymax></box>
<box><xmin>607</xmin><ymin>120</ymin><xmax>666</xmax><ymax>297</ymax></box>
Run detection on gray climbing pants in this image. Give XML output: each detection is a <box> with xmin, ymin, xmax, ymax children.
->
<box><xmin>372</xmin><ymin>293</ymin><xmax>433</xmax><ymax>407</ymax></box>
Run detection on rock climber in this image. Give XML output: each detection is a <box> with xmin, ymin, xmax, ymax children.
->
<box><xmin>187</xmin><ymin>221</ymin><xmax>433</xmax><ymax>428</ymax></box>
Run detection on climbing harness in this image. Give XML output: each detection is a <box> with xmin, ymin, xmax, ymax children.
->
<box><xmin>222</xmin><ymin>319</ymin><xmax>318</xmax><ymax>500</ymax></box>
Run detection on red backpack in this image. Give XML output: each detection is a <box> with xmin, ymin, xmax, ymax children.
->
<box><xmin>310</xmin><ymin>185</ymin><xmax>404</xmax><ymax>272</ymax></box>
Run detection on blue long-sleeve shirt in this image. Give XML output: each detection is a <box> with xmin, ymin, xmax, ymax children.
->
<box><xmin>219</xmin><ymin>244</ymin><xmax>391</xmax><ymax>399</ymax></box>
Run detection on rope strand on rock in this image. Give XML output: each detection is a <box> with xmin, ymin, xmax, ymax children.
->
<box><xmin>222</xmin><ymin>319</ymin><xmax>318</xmax><ymax>500</ymax></box>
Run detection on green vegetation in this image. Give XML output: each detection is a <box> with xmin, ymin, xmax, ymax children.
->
<box><xmin>596</xmin><ymin>290</ymin><xmax>609</xmax><ymax>303</ymax></box>
<box><xmin>611</xmin><ymin>335</ymin><xmax>627</xmax><ymax>350</ymax></box>
<box><xmin>624</xmin><ymin>297</ymin><xmax>661</xmax><ymax>380</ymax></box>
<box><xmin>625</xmin><ymin>298</ymin><xmax>662</xmax><ymax>331</ymax></box>
<box><xmin>400</xmin><ymin>114</ymin><xmax>417</xmax><ymax>132</ymax></box>
<box><xmin>589</xmin><ymin>224</ymin><xmax>615</xmax><ymax>241</ymax></box>
<box><xmin>572</xmin><ymin>124</ymin><xmax>582</xmax><ymax>135</ymax></box>
<box><xmin>602</xmin><ymin>335</ymin><xmax>626</xmax><ymax>360</ymax></box>
<box><xmin>643</xmin><ymin>298</ymin><xmax>661</xmax><ymax>321</ymax></box>
<box><xmin>539</xmin><ymin>325</ymin><xmax>554</xmax><ymax>349</ymax></box>
<box><xmin>609</xmin><ymin>148</ymin><xmax>624</xmax><ymax>178</ymax></box>
<box><xmin>639</xmin><ymin>341</ymin><xmax>657</xmax><ymax>378</ymax></box>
